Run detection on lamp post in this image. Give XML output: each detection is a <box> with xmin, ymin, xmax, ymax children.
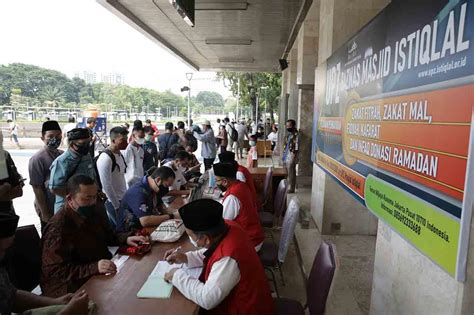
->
<box><xmin>260</xmin><ymin>86</ymin><xmax>269</xmax><ymax>163</ymax></box>
<box><xmin>186</xmin><ymin>72</ymin><xmax>193</xmax><ymax>129</ymax></box>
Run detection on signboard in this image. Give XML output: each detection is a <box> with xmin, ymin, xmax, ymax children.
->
<box><xmin>312</xmin><ymin>0</ymin><xmax>474</xmax><ymax>280</ymax></box>
<box><xmin>80</xmin><ymin>117</ymin><xmax>107</xmax><ymax>133</ymax></box>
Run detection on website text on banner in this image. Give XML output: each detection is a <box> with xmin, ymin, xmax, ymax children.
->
<box><xmin>312</xmin><ymin>0</ymin><xmax>474</xmax><ymax>281</ymax></box>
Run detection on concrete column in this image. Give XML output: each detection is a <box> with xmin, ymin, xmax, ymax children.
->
<box><xmin>277</xmin><ymin>70</ymin><xmax>289</xmax><ymax>159</ymax></box>
<box><xmin>287</xmin><ymin>48</ymin><xmax>298</xmax><ymax>121</ymax></box>
<box><xmin>295</xmin><ymin>1</ymin><xmax>319</xmax><ymax>184</ymax></box>
<box><xmin>310</xmin><ymin>0</ymin><xmax>388</xmax><ymax>236</ymax></box>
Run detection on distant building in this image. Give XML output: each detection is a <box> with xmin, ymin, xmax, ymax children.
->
<box><xmin>74</xmin><ymin>71</ymin><xmax>97</xmax><ymax>84</ymax></box>
<box><xmin>101</xmin><ymin>72</ymin><xmax>125</xmax><ymax>85</ymax></box>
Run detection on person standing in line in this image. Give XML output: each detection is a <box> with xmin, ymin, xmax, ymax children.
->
<box><xmin>28</xmin><ymin>121</ymin><xmax>64</xmax><ymax>230</ymax></box>
<box><xmin>49</xmin><ymin>128</ymin><xmax>96</xmax><ymax>214</ymax></box>
<box><xmin>224</xmin><ymin>118</ymin><xmax>234</xmax><ymax>152</ymax></box>
<box><xmin>6</xmin><ymin>120</ymin><xmax>20</xmax><ymax>149</ymax></box>
<box><xmin>216</xmin><ymin>125</ymin><xmax>228</xmax><ymax>154</ymax></box>
<box><xmin>282</xmin><ymin>119</ymin><xmax>300</xmax><ymax>193</ymax></box>
<box><xmin>145</xmin><ymin>119</ymin><xmax>159</xmax><ymax>142</ymax></box>
<box><xmin>96</xmin><ymin>127</ymin><xmax>128</xmax><ymax>230</ymax></box>
<box><xmin>247</xmin><ymin>135</ymin><xmax>258</xmax><ymax>168</ymax></box>
<box><xmin>85</xmin><ymin>117</ymin><xmax>97</xmax><ymax>158</ymax></box>
<box><xmin>163</xmin><ymin>150</ymin><xmax>192</xmax><ymax>197</ymax></box>
<box><xmin>0</xmin><ymin>131</ymin><xmax>23</xmax><ymax>216</ymax></box>
<box><xmin>193</xmin><ymin>120</ymin><xmax>217</xmax><ymax>171</ymax></box>
<box><xmin>142</xmin><ymin>126</ymin><xmax>159</xmax><ymax>172</ymax></box>
<box><xmin>62</xmin><ymin>116</ymin><xmax>77</xmax><ymax>146</ymax></box>
<box><xmin>123</xmin><ymin>125</ymin><xmax>145</xmax><ymax>188</ymax></box>
<box><xmin>158</xmin><ymin>122</ymin><xmax>180</xmax><ymax>161</ymax></box>
<box><xmin>234</xmin><ymin>120</ymin><xmax>248</xmax><ymax>159</ymax></box>
<box><xmin>267</xmin><ymin>125</ymin><xmax>279</xmax><ymax>151</ymax></box>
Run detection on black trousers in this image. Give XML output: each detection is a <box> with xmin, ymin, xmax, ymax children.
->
<box><xmin>204</xmin><ymin>158</ymin><xmax>215</xmax><ymax>171</ymax></box>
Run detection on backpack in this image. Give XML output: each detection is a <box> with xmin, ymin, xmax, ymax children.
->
<box><xmin>229</xmin><ymin>124</ymin><xmax>238</xmax><ymax>141</ymax></box>
<box><xmin>93</xmin><ymin>149</ymin><xmax>127</xmax><ymax>189</ymax></box>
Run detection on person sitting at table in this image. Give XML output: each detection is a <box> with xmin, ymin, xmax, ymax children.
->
<box><xmin>0</xmin><ymin>212</ymin><xmax>91</xmax><ymax>315</ymax></box>
<box><xmin>218</xmin><ymin>151</ymin><xmax>258</xmax><ymax>208</ymax></box>
<box><xmin>163</xmin><ymin>199</ymin><xmax>274</xmax><ymax>315</ymax></box>
<box><xmin>163</xmin><ymin>150</ymin><xmax>193</xmax><ymax>197</ymax></box>
<box><xmin>40</xmin><ymin>175</ymin><xmax>147</xmax><ymax>298</ymax></box>
<box><xmin>118</xmin><ymin>166</ymin><xmax>177</xmax><ymax>232</ymax></box>
<box><xmin>213</xmin><ymin>163</ymin><xmax>264</xmax><ymax>251</ymax></box>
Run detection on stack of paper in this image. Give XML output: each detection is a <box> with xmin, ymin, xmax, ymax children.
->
<box><xmin>137</xmin><ymin>261</ymin><xmax>202</xmax><ymax>299</ymax></box>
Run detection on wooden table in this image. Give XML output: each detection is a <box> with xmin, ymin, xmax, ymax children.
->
<box><xmin>249</xmin><ymin>167</ymin><xmax>288</xmax><ymax>211</ymax></box>
<box><xmin>80</xmin><ymin>197</ymin><xmax>199</xmax><ymax>315</ymax></box>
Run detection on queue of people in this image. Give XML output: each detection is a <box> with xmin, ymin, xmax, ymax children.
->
<box><xmin>0</xmin><ymin>116</ymin><xmax>282</xmax><ymax>315</ymax></box>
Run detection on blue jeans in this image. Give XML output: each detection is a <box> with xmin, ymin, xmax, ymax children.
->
<box><xmin>105</xmin><ymin>200</ymin><xmax>119</xmax><ymax>231</ymax></box>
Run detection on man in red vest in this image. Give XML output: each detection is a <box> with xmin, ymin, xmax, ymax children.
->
<box><xmin>163</xmin><ymin>199</ymin><xmax>274</xmax><ymax>315</ymax></box>
<box><xmin>213</xmin><ymin>162</ymin><xmax>264</xmax><ymax>251</ymax></box>
<box><xmin>218</xmin><ymin>151</ymin><xmax>259</xmax><ymax>208</ymax></box>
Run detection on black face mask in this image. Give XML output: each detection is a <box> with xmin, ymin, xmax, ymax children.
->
<box><xmin>286</xmin><ymin>128</ymin><xmax>294</xmax><ymax>133</ymax></box>
<box><xmin>74</xmin><ymin>142</ymin><xmax>90</xmax><ymax>156</ymax></box>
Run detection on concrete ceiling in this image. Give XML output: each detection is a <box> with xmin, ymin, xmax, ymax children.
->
<box><xmin>98</xmin><ymin>0</ymin><xmax>306</xmax><ymax>72</ymax></box>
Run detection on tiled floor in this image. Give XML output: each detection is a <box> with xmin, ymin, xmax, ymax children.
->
<box><xmin>286</xmin><ymin>188</ymin><xmax>377</xmax><ymax>315</ymax></box>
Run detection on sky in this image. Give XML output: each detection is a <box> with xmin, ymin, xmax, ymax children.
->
<box><xmin>0</xmin><ymin>0</ymin><xmax>232</xmax><ymax>98</ymax></box>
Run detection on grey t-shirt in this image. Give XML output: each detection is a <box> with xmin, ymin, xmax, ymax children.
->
<box><xmin>29</xmin><ymin>147</ymin><xmax>63</xmax><ymax>222</ymax></box>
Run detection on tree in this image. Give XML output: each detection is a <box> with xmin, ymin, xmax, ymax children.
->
<box><xmin>39</xmin><ymin>86</ymin><xmax>65</xmax><ymax>107</ymax></box>
<box><xmin>195</xmin><ymin>91</ymin><xmax>225</xmax><ymax>108</ymax></box>
<box><xmin>215</xmin><ymin>72</ymin><xmax>281</xmax><ymax>121</ymax></box>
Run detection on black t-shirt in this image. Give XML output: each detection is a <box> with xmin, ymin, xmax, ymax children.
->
<box><xmin>0</xmin><ymin>151</ymin><xmax>21</xmax><ymax>215</ymax></box>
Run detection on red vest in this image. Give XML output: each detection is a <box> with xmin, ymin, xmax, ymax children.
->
<box><xmin>237</xmin><ymin>164</ymin><xmax>259</xmax><ymax>208</ymax></box>
<box><xmin>199</xmin><ymin>221</ymin><xmax>274</xmax><ymax>315</ymax></box>
<box><xmin>223</xmin><ymin>181</ymin><xmax>264</xmax><ymax>247</ymax></box>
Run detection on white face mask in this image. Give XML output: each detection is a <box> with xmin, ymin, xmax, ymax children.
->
<box><xmin>136</xmin><ymin>137</ymin><xmax>145</xmax><ymax>145</ymax></box>
<box><xmin>189</xmin><ymin>235</ymin><xmax>204</xmax><ymax>249</ymax></box>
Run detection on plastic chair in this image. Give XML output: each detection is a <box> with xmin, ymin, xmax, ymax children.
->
<box><xmin>259</xmin><ymin>196</ymin><xmax>299</xmax><ymax>296</ymax></box>
<box><xmin>273</xmin><ymin>241</ymin><xmax>337</xmax><ymax>315</ymax></box>
<box><xmin>260</xmin><ymin>167</ymin><xmax>273</xmax><ymax>212</ymax></box>
<box><xmin>259</xmin><ymin>179</ymin><xmax>287</xmax><ymax>229</ymax></box>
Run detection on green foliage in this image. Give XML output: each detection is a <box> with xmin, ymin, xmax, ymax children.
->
<box><xmin>195</xmin><ymin>91</ymin><xmax>224</xmax><ymax>108</ymax></box>
<box><xmin>0</xmin><ymin>63</ymin><xmax>225</xmax><ymax>118</ymax></box>
<box><xmin>215</xmin><ymin>72</ymin><xmax>281</xmax><ymax>121</ymax></box>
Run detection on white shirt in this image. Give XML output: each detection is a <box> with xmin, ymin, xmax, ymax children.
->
<box><xmin>163</xmin><ymin>161</ymin><xmax>187</xmax><ymax>191</ymax></box>
<box><xmin>222</xmin><ymin>195</ymin><xmax>241</xmax><ymax>220</ymax></box>
<box><xmin>9</xmin><ymin>123</ymin><xmax>18</xmax><ymax>135</ymax></box>
<box><xmin>96</xmin><ymin>151</ymin><xmax>127</xmax><ymax>209</ymax></box>
<box><xmin>222</xmin><ymin>193</ymin><xmax>263</xmax><ymax>252</ymax></box>
<box><xmin>236</xmin><ymin>171</ymin><xmax>246</xmax><ymax>183</ymax></box>
<box><xmin>123</xmin><ymin>143</ymin><xmax>144</xmax><ymax>188</ymax></box>
<box><xmin>225</xmin><ymin>123</ymin><xmax>234</xmax><ymax>141</ymax></box>
<box><xmin>235</xmin><ymin>124</ymin><xmax>247</xmax><ymax>141</ymax></box>
<box><xmin>267</xmin><ymin>131</ymin><xmax>278</xmax><ymax>142</ymax></box>
<box><xmin>62</xmin><ymin>123</ymin><xmax>76</xmax><ymax>137</ymax></box>
<box><xmin>172</xmin><ymin>249</ymin><xmax>241</xmax><ymax>310</ymax></box>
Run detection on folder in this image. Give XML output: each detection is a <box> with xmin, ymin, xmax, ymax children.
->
<box><xmin>137</xmin><ymin>276</ymin><xmax>173</xmax><ymax>299</ymax></box>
